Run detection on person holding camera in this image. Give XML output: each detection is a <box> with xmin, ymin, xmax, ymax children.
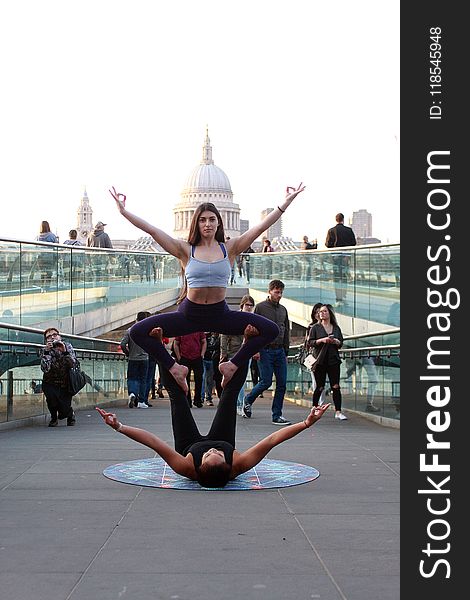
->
<box><xmin>40</xmin><ymin>327</ymin><xmax>78</xmax><ymax>427</ymax></box>
<box><xmin>307</xmin><ymin>305</ymin><xmax>347</xmax><ymax>420</ymax></box>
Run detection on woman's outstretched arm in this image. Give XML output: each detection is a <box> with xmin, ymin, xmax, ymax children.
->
<box><xmin>109</xmin><ymin>187</ymin><xmax>188</xmax><ymax>261</ymax></box>
<box><xmin>96</xmin><ymin>408</ymin><xmax>195</xmax><ymax>478</ymax></box>
<box><xmin>232</xmin><ymin>404</ymin><xmax>330</xmax><ymax>476</ymax></box>
<box><xmin>227</xmin><ymin>183</ymin><xmax>306</xmax><ymax>257</ymax></box>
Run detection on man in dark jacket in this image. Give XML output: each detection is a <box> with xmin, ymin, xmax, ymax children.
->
<box><xmin>87</xmin><ymin>221</ymin><xmax>113</xmax><ymax>248</ymax></box>
<box><xmin>87</xmin><ymin>221</ymin><xmax>113</xmax><ymax>280</ymax></box>
<box><xmin>242</xmin><ymin>279</ymin><xmax>291</xmax><ymax>426</ymax></box>
<box><xmin>325</xmin><ymin>213</ymin><xmax>356</xmax><ymax>306</ymax></box>
<box><xmin>325</xmin><ymin>213</ymin><xmax>357</xmax><ymax>248</ymax></box>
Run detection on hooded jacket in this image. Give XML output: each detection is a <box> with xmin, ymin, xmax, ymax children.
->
<box><xmin>87</xmin><ymin>228</ymin><xmax>113</xmax><ymax>248</ymax></box>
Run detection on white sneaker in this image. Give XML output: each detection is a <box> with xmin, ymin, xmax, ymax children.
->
<box><xmin>137</xmin><ymin>402</ymin><xmax>149</xmax><ymax>409</ymax></box>
<box><xmin>335</xmin><ymin>412</ymin><xmax>348</xmax><ymax>420</ymax></box>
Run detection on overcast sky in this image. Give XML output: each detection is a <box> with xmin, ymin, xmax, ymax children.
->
<box><xmin>0</xmin><ymin>0</ymin><xmax>399</xmax><ymax>247</ymax></box>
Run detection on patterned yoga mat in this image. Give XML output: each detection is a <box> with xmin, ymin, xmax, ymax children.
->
<box><xmin>103</xmin><ymin>457</ymin><xmax>320</xmax><ymax>491</ymax></box>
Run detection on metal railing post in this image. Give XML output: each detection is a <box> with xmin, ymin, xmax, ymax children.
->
<box><xmin>6</xmin><ymin>371</ymin><xmax>14</xmax><ymax>420</ymax></box>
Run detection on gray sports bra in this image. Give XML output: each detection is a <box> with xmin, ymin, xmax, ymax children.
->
<box><xmin>185</xmin><ymin>243</ymin><xmax>231</xmax><ymax>288</ymax></box>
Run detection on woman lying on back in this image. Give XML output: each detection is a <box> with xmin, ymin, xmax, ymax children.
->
<box><xmin>97</xmin><ymin>363</ymin><xmax>329</xmax><ymax>488</ymax></box>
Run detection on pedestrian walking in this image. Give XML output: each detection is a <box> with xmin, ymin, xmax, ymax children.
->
<box><xmin>242</xmin><ymin>280</ymin><xmax>291</xmax><ymax>425</ymax></box>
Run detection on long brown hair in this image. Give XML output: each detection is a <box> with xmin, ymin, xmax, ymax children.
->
<box><xmin>40</xmin><ymin>221</ymin><xmax>51</xmax><ymax>233</ymax></box>
<box><xmin>177</xmin><ymin>203</ymin><xmax>227</xmax><ymax>304</ymax></box>
<box><xmin>320</xmin><ymin>304</ymin><xmax>339</xmax><ymax>328</ymax></box>
<box><xmin>187</xmin><ymin>203</ymin><xmax>226</xmax><ymax>245</ymax></box>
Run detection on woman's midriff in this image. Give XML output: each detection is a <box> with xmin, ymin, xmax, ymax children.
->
<box><xmin>187</xmin><ymin>287</ymin><xmax>226</xmax><ymax>304</ymax></box>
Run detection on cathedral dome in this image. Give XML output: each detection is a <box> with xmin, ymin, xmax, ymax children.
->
<box><xmin>173</xmin><ymin>129</ymin><xmax>240</xmax><ymax>239</ymax></box>
<box><xmin>182</xmin><ymin>163</ymin><xmax>232</xmax><ymax>194</ymax></box>
<box><xmin>181</xmin><ymin>130</ymin><xmax>232</xmax><ymax>194</ymax></box>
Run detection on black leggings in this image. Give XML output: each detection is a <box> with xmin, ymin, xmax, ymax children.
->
<box><xmin>312</xmin><ymin>363</ymin><xmax>342</xmax><ymax>411</ymax></box>
<box><xmin>159</xmin><ymin>361</ymin><xmax>249</xmax><ymax>455</ymax></box>
<box><xmin>130</xmin><ymin>298</ymin><xmax>279</xmax><ymax>370</ymax></box>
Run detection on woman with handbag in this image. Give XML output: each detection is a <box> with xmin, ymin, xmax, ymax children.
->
<box><xmin>302</xmin><ymin>303</ymin><xmax>326</xmax><ymax>406</ymax></box>
<box><xmin>307</xmin><ymin>305</ymin><xmax>347</xmax><ymax>420</ymax></box>
<box><xmin>40</xmin><ymin>327</ymin><xmax>77</xmax><ymax>427</ymax></box>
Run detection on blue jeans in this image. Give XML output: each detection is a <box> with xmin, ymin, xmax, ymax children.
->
<box><xmin>237</xmin><ymin>358</ymin><xmax>252</xmax><ymax>409</ymax></box>
<box><xmin>244</xmin><ymin>348</ymin><xmax>287</xmax><ymax>420</ymax></box>
<box><xmin>202</xmin><ymin>359</ymin><xmax>214</xmax><ymax>400</ymax></box>
<box><xmin>145</xmin><ymin>358</ymin><xmax>157</xmax><ymax>400</ymax></box>
<box><xmin>127</xmin><ymin>359</ymin><xmax>149</xmax><ymax>403</ymax></box>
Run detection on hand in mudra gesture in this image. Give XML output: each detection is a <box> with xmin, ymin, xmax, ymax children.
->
<box><xmin>96</xmin><ymin>407</ymin><xmax>120</xmax><ymax>430</ymax></box>
<box><xmin>109</xmin><ymin>186</ymin><xmax>127</xmax><ymax>212</ymax></box>
<box><xmin>285</xmin><ymin>182</ymin><xmax>306</xmax><ymax>205</ymax></box>
<box><xmin>304</xmin><ymin>403</ymin><xmax>330</xmax><ymax>428</ymax></box>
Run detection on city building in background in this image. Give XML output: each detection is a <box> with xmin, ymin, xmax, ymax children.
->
<box><xmin>351</xmin><ymin>209</ymin><xmax>372</xmax><ymax>238</ymax></box>
<box><xmin>240</xmin><ymin>219</ymin><xmax>249</xmax><ymax>235</ymax></box>
<box><xmin>76</xmin><ymin>188</ymin><xmax>94</xmax><ymax>243</ymax></box>
<box><xmin>260</xmin><ymin>208</ymin><xmax>282</xmax><ymax>242</ymax></box>
<box><xmin>129</xmin><ymin>236</ymin><xmax>165</xmax><ymax>252</ymax></box>
<box><xmin>356</xmin><ymin>236</ymin><xmax>382</xmax><ymax>245</ymax></box>
<box><xmin>271</xmin><ymin>236</ymin><xmax>298</xmax><ymax>251</ymax></box>
<box><xmin>173</xmin><ymin>128</ymin><xmax>241</xmax><ymax>240</ymax></box>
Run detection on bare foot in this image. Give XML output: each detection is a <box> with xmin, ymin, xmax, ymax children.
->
<box><xmin>169</xmin><ymin>363</ymin><xmax>189</xmax><ymax>394</ymax></box>
<box><xmin>243</xmin><ymin>324</ymin><xmax>259</xmax><ymax>340</ymax></box>
<box><xmin>219</xmin><ymin>361</ymin><xmax>238</xmax><ymax>388</ymax></box>
<box><xmin>149</xmin><ymin>327</ymin><xmax>163</xmax><ymax>341</ymax></box>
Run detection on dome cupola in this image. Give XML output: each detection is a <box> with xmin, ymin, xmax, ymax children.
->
<box><xmin>174</xmin><ymin>128</ymin><xmax>240</xmax><ymax>240</ymax></box>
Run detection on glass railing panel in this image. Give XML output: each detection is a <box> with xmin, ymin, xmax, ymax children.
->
<box><xmin>19</xmin><ymin>244</ymin><xmax>58</xmax><ymax>326</ymax></box>
<box><xmin>61</xmin><ymin>247</ymin><xmax>87</xmax><ymax>319</ymax></box>
<box><xmin>1</xmin><ymin>239</ymin><xmax>183</xmax><ymax>327</ymax></box>
<box><xmin>0</xmin><ymin>241</ymin><xmax>21</xmax><ymax>297</ymax></box>
<box><xmin>0</xmin><ymin>341</ymin><xmax>126</xmax><ymax>424</ymax></box>
<box><xmin>65</xmin><ymin>357</ymin><xmax>127</xmax><ymax>411</ymax></box>
<box><xmin>0</xmin><ymin>324</ymin><xmax>120</xmax><ymax>353</ymax></box>
<box><xmin>0</xmin><ymin>242</ymin><xmax>22</xmax><ymax>326</ymax></box>
<box><xmin>287</xmin><ymin>336</ymin><xmax>400</xmax><ymax>421</ymax></box>
<box><xmin>341</xmin><ymin>353</ymin><xmax>400</xmax><ymax>419</ymax></box>
<box><xmin>2</xmin><ymin>239</ymin><xmax>399</xmax><ymax>330</ymax></box>
<box><xmin>342</xmin><ymin>330</ymin><xmax>401</xmax><ymax>349</ymax></box>
<box><xmin>244</xmin><ymin>244</ymin><xmax>400</xmax><ymax>328</ymax></box>
<box><xmin>0</xmin><ymin>366</ymin><xmax>47</xmax><ymax>421</ymax></box>
<box><xmin>359</xmin><ymin>246</ymin><xmax>400</xmax><ymax>326</ymax></box>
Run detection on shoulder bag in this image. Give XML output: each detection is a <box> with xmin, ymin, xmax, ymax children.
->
<box><xmin>69</xmin><ymin>361</ymin><xmax>87</xmax><ymax>396</ymax></box>
<box><xmin>303</xmin><ymin>343</ymin><xmax>328</xmax><ymax>372</ymax></box>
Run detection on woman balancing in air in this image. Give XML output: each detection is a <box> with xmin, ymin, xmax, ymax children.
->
<box><xmin>109</xmin><ymin>183</ymin><xmax>305</xmax><ymax>392</ymax></box>
<box><xmin>97</xmin><ymin>365</ymin><xmax>330</xmax><ymax>488</ymax></box>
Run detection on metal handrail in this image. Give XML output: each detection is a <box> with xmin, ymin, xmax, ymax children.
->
<box><xmin>340</xmin><ymin>328</ymin><xmax>400</xmax><ymax>341</ymax></box>
<box><xmin>0</xmin><ymin>236</ymin><xmax>170</xmax><ymax>254</ymax></box>
<box><xmin>291</xmin><ymin>328</ymin><xmax>400</xmax><ymax>350</ymax></box>
<box><xmin>1</xmin><ymin>236</ymin><xmax>399</xmax><ymax>252</ymax></box>
<box><xmin>0</xmin><ymin>321</ymin><xmax>119</xmax><ymax>346</ymax></box>
<box><xmin>340</xmin><ymin>344</ymin><xmax>400</xmax><ymax>353</ymax></box>
<box><xmin>0</xmin><ymin>340</ymin><xmax>125</xmax><ymax>360</ymax></box>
